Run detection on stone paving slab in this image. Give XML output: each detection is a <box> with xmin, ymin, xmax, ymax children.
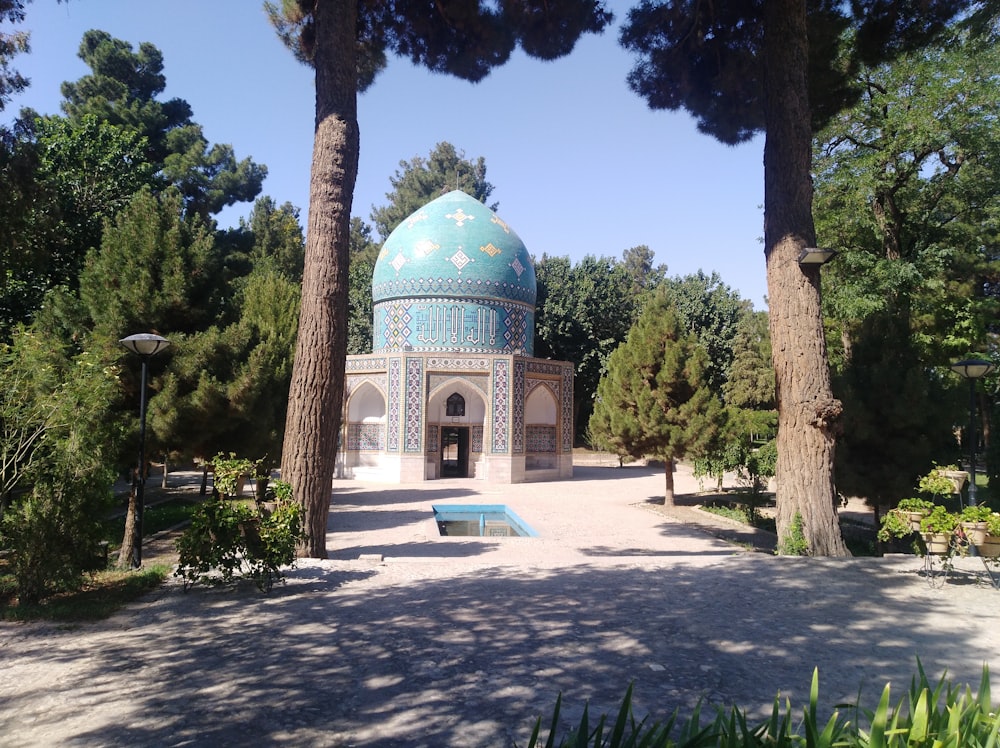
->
<box><xmin>2</xmin><ymin>463</ymin><xmax>1000</xmax><ymax>747</ymax></box>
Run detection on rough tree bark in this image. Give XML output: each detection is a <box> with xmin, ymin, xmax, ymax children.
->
<box><xmin>664</xmin><ymin>462</ymin><xmax>675</xmax><ymax>508</ymax></box>
<box><xmin>280</xmin><ymin>0</ymin><xmax>359</xmax><ymax>558</ymax></box>
<box><xmin>763</xmin><ymin>0</ymin><xmax>849</xmax><ymax>555</ymax></box>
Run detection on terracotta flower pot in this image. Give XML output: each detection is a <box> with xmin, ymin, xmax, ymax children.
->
<box><xmin>922</xmin><ymin>532</ymin><xmax>952</xmax><ymax>555</ymax></box>
<box><xmin>978</xmin><ymin>535</ymin><xmax>1000</xmax><ymax>558</ymax></box>
<box><xmin>962</xmin><ymin>522</ymin><xmax>988</xmax><ymax>546</ymax></box>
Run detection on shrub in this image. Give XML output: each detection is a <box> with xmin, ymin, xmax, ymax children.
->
<box><xmin>175</xmin><ymin>479</ymin><xmax>301</xmax><ymax>592</ymax></box>
<box><xmin>2</xmin><ymin>474</ymin><xmax>116</xmax><ymax>604</ymax></box>
<box><xmin>776</xmin><ymin>512</ymin><xmax>809</xmax><ymax>556</ymax></box>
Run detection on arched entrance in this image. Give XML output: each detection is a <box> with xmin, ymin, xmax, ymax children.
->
<box><xmin>440</xmin><ymin>426</ymin><xmax>469</xmax><ymax>477</ymax></box>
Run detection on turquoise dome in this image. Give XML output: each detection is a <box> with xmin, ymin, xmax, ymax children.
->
<box><xmin>371</xmin><ymin>190</ymin><xmax>536</xmax><ymax>355</ymax></box>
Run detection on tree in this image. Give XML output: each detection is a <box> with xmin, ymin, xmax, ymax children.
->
<box><xmin>2</xmin><ymin>31</ymin><xmax>267</xmax><ymax>339</ymax></box>
<box><xmin>621</xmin><ymin>244</ymin><xmax>667</xmax><ymax>297</ymax></box>
<box><xmin>0</xmin><ymin>0</ymin><xmax>29</xmax><ymax>114</ymax></box>
<box><xmin>61</xmin><ymin>30</ymin><xmax>266</xmax><ymax>219</ymax></box>
<box><xmin>80</xmin><ymin>186</ymin><xmax>225</xmax><ymax>342</ymax></box>
<box><xmin>589</xmin><ymin>291</ymin><xmax>724</xmax><ymax>505</ymax></box>
<box><xmin>833</xmin><ymin>312</ymin><xmax>957</xmax><ymax>508</ymax></box>
<box><xmin>619</xmin><ymin>0</ymin><xmax>971</xmax><ymax>554</ymax></box>
<box><xmin>245</xmin><ymin>197</ymin><xmax>306</xmax><ymax>283</ymax></box>
<box><xmin>662</xmin><ymin>271</ymin><xmax>748</xmax><ymax>396</ymax></box>
<box><xmin>723</xmin><ymin>310</ymin><xmax>775</xmax><ymax>412</ymax></box>
<box><xmin>535</xmin><ymin>253</ymin><xmax>639</xmax><ymax>441</ymax></box>
<box><xmin>347</xmin><ymin>217</ymin><xmax>377</xmax><ymax>355</ymax></box>
<box><xmin>811</xmin><ymin>28</ymin><xmax>1000</xmax><ymax>507</ymax></box>
<box><xmin>814</xmin><ymin>27</ymin><xmax>1000</xmax><ymax>367</ymax></box>
<box><xmin>370</xmin><ymin>141</ymin><xmax>497</xmax><ymax>239</ymax></box>
<box><xmin>0</xmin><ymin>329</ymin><xmax>125</xmax><ymax>603</ymax></box>
<box><xmin>269</xmin><ymin>0</ymin><xmax>613</xmax><ymax>558</ymax></box>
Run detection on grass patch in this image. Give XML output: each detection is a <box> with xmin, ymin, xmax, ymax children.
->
<box><xmin>1</xmin><ymin>494</ymin><xmax>201</xmax><ymax>621</ymax></box>
<box><xmin>700</xmin><ymin>500</ymin><xmax>777</xmax><ymax>533</ymax></box>
<box><xmin>102</xmin><ymin>496</ymin><xmax>202</xmax><ymax>546</ymax></box>
<box><xmin>0</xmin><ymin>564</ymin><xmax>171</xmax><ymax>623</ymax></box>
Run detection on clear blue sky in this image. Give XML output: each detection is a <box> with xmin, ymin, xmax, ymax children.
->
<box><xmin>9</xmin><ymin>0</ymin><xmax>769</xmax><ymax>309</ymax></box>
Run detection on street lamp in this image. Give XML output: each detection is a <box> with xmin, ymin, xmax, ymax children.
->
<box><xmin>950</xmin><ymin>358</ymin><xmax>995</xmax><ymax>508</ymax></box>
<box><xmin>120</xmin><ymin>333</ymin><xmax>170</xmax><ymax>568</ymax></box>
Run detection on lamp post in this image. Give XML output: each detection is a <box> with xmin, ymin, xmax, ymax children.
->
<box><xmin>120</xmin><ymin>333</ymin><xmax>170</xmax><ymax>568</ymax></box>
<box><xmin>950</xmin><ymin>358</ymin><xmax>995</xmax><ymax>508</ymax></box>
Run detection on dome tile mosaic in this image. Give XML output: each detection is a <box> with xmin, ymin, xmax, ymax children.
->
<box><xmin>371</xmin><ymin>190</ymin><xmax>537</xmax><ymax>355</ymax></box>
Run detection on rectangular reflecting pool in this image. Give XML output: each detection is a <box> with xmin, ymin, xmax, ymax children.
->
<box><xmin>432</xmin><ymin>504</ymin><xmax>538</xmax><ymax>537</ymax></box>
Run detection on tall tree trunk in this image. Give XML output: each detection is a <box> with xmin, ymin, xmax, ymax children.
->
<box><xmin>280</xmin><ymin>0</ymin><xmax>359</xmax><ymax>558</ymax></box>
<box><xmin>117</xmin><ymin>483</ymin><xmax>138</xmax><ymax>568</ymax></box>
<box><xmin>663</xmin><ymin>461</ymin><xmax>675</xmax><ymax>507</ymax></box>
<box><xmin>762</xmin><ymin>0</ymin><xmax>848</xmax><ymax>555</ymax></box>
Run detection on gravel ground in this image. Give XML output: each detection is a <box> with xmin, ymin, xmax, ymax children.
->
<box><xmin>2</xmin><ymin>462</ymin><xmax>999</xmax><ymax>747</ymax></box>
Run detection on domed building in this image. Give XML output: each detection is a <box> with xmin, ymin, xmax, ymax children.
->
<box><xmin>340</xmin><ymin>190</ymin><xmax>574</xmax><ymax>483</ymax></box>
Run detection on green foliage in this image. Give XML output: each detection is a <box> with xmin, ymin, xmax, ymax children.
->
<box><xmin>371</xmin><ymin>142</ymin><xmax>496</xmax><ymax>240</ymax></box>
<box><xmin>589</xmin><ymin>292</ymin><xmax>725</xmax><ymax>468</ymax></box>
<box><xmin>81</xmin><ymin>186</ymin><xmax>225</xmax><ymax>339</ymax></box>
<box><xmin>920</xmin><ymin>505</ymin><xmax>959</xmax><ymax>535</ymax></box>
<box><xmin>2</xmin><ymin>565</ymin><xmax>170</xmax><ymax>623</ymax></box>
<box><xmin>815</xmin><ymin>30</ymin><xmax>1000</xmax><ymax>365</ymax></box>
<box><xmin>175</xmin><ymin>478</ymin><xmax>301</xmax><ymax>592</ymax></box>
<box><xmin>536</xmin><ymin>253</ymin><xmax>647</xmax><ymax>441</ymax></box>
<box><xmin>62</xmin><ymin>30</ymin><xmax>265</xmax><ymax>219</ymax></box>
<box><xmin>897</xmin><ymin>498</ymin><xmax>934</xmax><ymax>513</ymax></box>
<box><xmin>348</xmin><ymin>216</ymin><xmax>377</xmax><ymax>356</ymax></box>
<box><xmin>210</xmin><ymin>453</ymin><xmax>257</xmax><ymax>497</ymax></box>
<box><xmin>877</xmin><ymin>510</ymin><xmax>916</xmax><ymax>543</ymax></box>
<box><xmin>526</xmin><ymin>664</ymin><xmax>999</xmax><ymax>748</ymax></box>
<box><xmin>960</xmin><ymin>505</ymin><xmax>991</xmax><ymax>523</ymax></box>
<box><xmin>268</xmin><ymin>1</ymin><xmax>612</xmax><ymax>86</ymax></box>
<box><xmin>776</xmin><ymin>512</ymin><xmax>809</xmax><ymax>556</ymax></box>
<box><xmin>0</xmin><ymin>1</ymin><xmax>29</xmax><ymax>113</ymax></box>
<box><xmin>722</xmin><ymin>311</ymin><xmax>774</xmax><ymax>411</ymax></box>
<box><xmin>661</xmin><ymin>271</ymin><xmax>749</xmax><ymax>397</ymax></box>
<box><xmin>0</xmin><ymin>332</ymin><xmax>125</xmax><ymax>604</ymax></box>
<box><xmin>620</xmin><ymin>0</ymin><xmax>969</xmax><ymax>145</ymax></box>
<box><xmin>832</xmin><ymin>313</ymin><xmax>958</xmax><ymax>508</ymax></box>
<box><xmin>917</xmin><ymin>465</ymin><xmax>961</xmax><ymax>500</ymax></box>
<box><xmin>694</xmin><ymin>410</ymin><xmax>776</xmax><ymax>496</ymax></box>
<box><xmin>243</xmin><ymin>196</ymin><xmax>305</xmax><ymax>283</ymax></box>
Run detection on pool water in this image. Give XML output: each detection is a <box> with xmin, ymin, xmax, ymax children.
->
<box><xmin>432</xmin><ymin>504</ymin><xmax>537</xmax><ymax>537</ymax></box>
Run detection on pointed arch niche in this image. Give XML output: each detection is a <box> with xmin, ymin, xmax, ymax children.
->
<box><xmin>345</xmin><ymin>381</ymin><xmax>386</xmax><ymax>474</ymax></box>
<box><xmin>525</xmin><ymin>383</ymin><xmax>558</xmax><ymax>471</ymax></box>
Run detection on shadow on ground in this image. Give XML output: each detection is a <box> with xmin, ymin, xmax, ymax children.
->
<box><xmin>4</xmin><ymin>554</ymin><xmax>996</xmax><ymax>747</ymax></box>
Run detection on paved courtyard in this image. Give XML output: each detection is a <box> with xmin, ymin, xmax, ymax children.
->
<box><xmin>2</xmin><ymin>463</ymin><xmax>1000</xmax><ymax>747</ymax></box>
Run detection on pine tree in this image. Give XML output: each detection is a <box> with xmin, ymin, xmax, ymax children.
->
<box><xmin>589</xmin><ymin>292</ymin><xmax>724</xmax><ymax>506</ymax></box>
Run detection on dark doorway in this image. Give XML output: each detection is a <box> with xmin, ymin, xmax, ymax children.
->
<box><xmin>441</xmin><ymin>426</ymin><xmax>469</xmax><ymax>478</ymax></box>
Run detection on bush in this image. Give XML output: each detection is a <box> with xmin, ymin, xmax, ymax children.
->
<box><xmin>2</xmin><ymin>474</ymin><xmax>116</xmax><ymax>604</ymax></box>
<box><xmin>175</xmin><ymin>479</ymin><xmax>301</xmax><ymax>592</ymax></box>
<box><xmin>522</xmin><ymin>663</ymin><xmax>997</xmax><ymax>748</ymax></box>
<box><xmin>776</xmin><ymin>512</ymin><xmax>808</xmax><ymax>556</ymax></box>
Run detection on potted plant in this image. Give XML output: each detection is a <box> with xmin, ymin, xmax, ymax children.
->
<box><xmin>920</xmin><ymin>505</ymin><xmax>959</xmax><ymax>554</ymax></box>
<box><xmin>918</xmin><ymin>464</ymin><xmax>965</xmax><ymax>499</ymax></box>
<box><xmin>979</xmin><ymin>513</ymin><xmax>1000</xmax><ymax>558</ymax></box>
<box><xmin>211</xmin><ymin>452</ymin><xmax>256</xmax><ymax>499</ymax></box>
<box><xmin>897</xmin><ymin>498</ymin><xmax>934</xmax><ymax>530</ymax></box>
<box><xmin>959</xmin><ymin>505</ymin><xmax>992</xmax><ymax>545</ymax></box>
<box><xmin>878</xmin><ymin>509</ymin><xmax>917</xmax><ymax>543</ymax></box>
